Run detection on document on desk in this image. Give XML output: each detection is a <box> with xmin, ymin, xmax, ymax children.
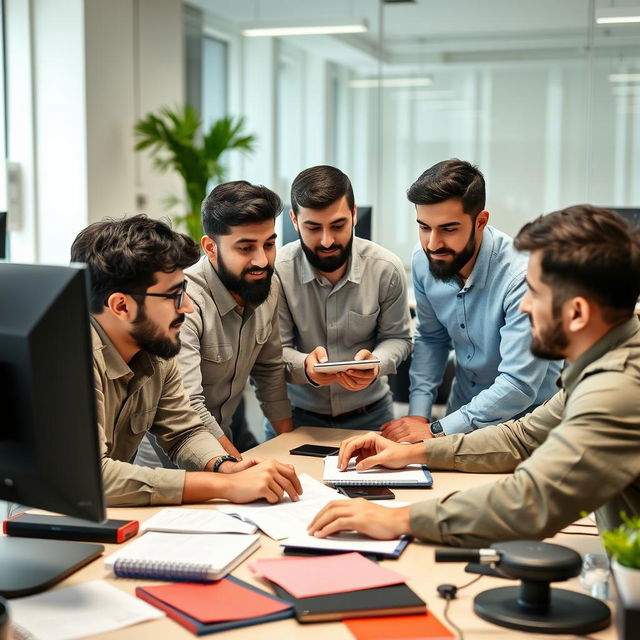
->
<box><xmin>9</xmin><ymin>580</ymin><xmax>163</xmax><ymax>640</ymax></box>
<box><xmin>140</xmin><ymin>507</ymin><xmax>257</xmax><ymax>535</ymax></box>
<box><xmin>217</xmin><ymin>473</ymin><xmax>346</xmax><ymax>540</ymax></box>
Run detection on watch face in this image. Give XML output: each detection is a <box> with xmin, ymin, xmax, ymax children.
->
<box><xmin>430</xmin><ymin>421</ymin><xmax>443</xmax><ymax>435</ymax></box>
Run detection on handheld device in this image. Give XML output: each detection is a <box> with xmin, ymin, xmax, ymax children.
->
<box><xmin>3</xmin><ymin>514</ymin><xmax>139</xmax><ymax>544</ymax></box>
<box><xmin>312</xmin><ymin>359</ymin><xmax>381</xmax><ymax>374</ymax></box>
<box><xmin>289</xmin><ymin>444</ymin><xmax>340</xmax><ymax>458</ymax></box>
<box><xmin>337</xmin><ymin>486</ymin><xmax>395</xmax><ymax>500</ymax></box>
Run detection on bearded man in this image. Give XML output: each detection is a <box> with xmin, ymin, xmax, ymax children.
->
<box><xmin>381</xmin><ymin>159</ymin><xmax>561</xmax><ymax>443</ymax></box>
<box><xmin>268</xmin><ymin>165</ymin><xmax>412</xmax><ymax>435</ymax></box>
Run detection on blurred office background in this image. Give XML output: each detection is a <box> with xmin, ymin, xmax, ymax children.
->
<box><xmin>1</xmin><ymin>0</ymin><xmax>640</xmax><ymax>265</ymax></box>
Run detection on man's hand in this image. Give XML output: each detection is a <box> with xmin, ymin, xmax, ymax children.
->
<box><xmin>220</xmin><ymin>459</ymin><xmax>303</xmax><ymax>504</ymax></box>
<box><xmin>381</xmin><ymin>415</ymin><xmax>431</xmax><ymax>442</ymax></box>
<box><xmin>305</xmin><ymin>346</ymin><xmax>340</xmax><ymax>387</ymax></box>
<box><xmin>335</xmin><ymin>349</ymin><xmax>379</xmax><ymax>392</ymax></box>
<box><xmin>307</xmin><ymin>499</ymin><xmax>411</xmax><ymax>540</ymax></box>
<box><xmin>217</xmin><ymin>456</ymin><xmax>262</xmax><ymax>473</ymax></box>
<box><xmin>337</xmin><ymin>431</ymin><xmax>426</xmax><ymax>471</ymax></box>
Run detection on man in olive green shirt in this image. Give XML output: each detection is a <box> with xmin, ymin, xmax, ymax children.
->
<box><xmin>308</xmin><ymin>205</ymin><xmax>640</xmax><ymax>546</ymax></box>
<box><xmin>72</xmin><ymin>215</ymin><xmax>301</xmax><ymax>507</ymax></box>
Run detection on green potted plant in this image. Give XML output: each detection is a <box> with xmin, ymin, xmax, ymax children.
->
<box><xmin>602</xmin><ymin>512</ymin><xmax>640</xmax><ymax>608</ymax></box>
<box><xmin>134</xmin><ymin>105</ymin><xmax>256</xmax><ymax>241</ymax></box>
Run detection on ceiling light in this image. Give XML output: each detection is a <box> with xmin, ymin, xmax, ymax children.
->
<box><xmin>596</xmin><ymin>7</ymin><xmax>640</xmax><ymax>24</ymax></box>
<box><xmin>609</xmin><ymin>73</ymin><xmax>640</xmax><ymax>82</ymax></box>
<box><xmin>349</xmin><ymin>77</ymin><xmax>432</xmax><ymax>89</ymax></box>
<box><xmin>242</xmin><ymin>18</ymin><xmax>368</xmax><ymax>37</ymax></box>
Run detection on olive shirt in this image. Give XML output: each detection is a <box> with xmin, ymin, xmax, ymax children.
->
<box><xmin>178</xmin><ymin>256</ymin><xmax>291</xmax><ymax>441</ymax></box>
<box><xmin>91</xmin><ymin>317</ymin><xmax>225</xmax><ymax>507</ymax></box>
<box><xmin>410</xmin><ymin>316</ymin><xmax>640</xmax><ymax>547</ymax></box>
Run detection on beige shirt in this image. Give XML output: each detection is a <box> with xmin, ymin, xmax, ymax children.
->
<box><xmin>179</xmin><ymin>257</ymin><xmax>291</xmax><ymax>440</ymax></box>
<box><xmin>276</xmin><ymin>237</ymin><xmax>412</xmax><ymax>416</ymax></box>
<box><xmin>91</xmin><ymin>318</ymin><xmax>225</xmax><ymax>507</ymax></box>
<box><xmin>411</xmin><ymin>316</ymin><xmax>640</xmax><ymax>547</ymax></box>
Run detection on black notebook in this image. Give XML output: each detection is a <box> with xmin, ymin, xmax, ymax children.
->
<box><xmin>270</xmin><ymin>582</ymin><xmax>427</xmax><ymax>622</ymax></box>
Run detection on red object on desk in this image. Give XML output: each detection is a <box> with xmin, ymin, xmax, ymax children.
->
<box><xmin>345</xmin><ymin>612</ymin><xmax>455</xmax><ymax>640</ymax></box>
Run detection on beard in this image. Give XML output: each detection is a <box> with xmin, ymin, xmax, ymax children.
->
<box><xmin>299</xmin><ymin>232</ymin><xmax>353</xmax><ymax>273</ymax></box>
<box><xmin>215</xmin><ymin>251</ymin><xmax>274</xmax><ymax>305</ymax></box>
<box><xmin>529</xmin><ymin>312</ymin><xmax>568</xmax><ymax>360</ymax></box>
<box><xmin>425</xmin><ymin>228</ymin><xmax>476</xmax><ymax>281</ymax></box>
<box><xmin>130</xmin><ymin>305</ymin><xmax>184</xmax><ymax>360</ymax></box>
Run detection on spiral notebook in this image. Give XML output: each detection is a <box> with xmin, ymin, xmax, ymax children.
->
<box><xmin>104</xmin><ymin>532</ymin><xmax>260</xmax><ymax>581</ymax></box>
<box><xmin>323</xmin><ymin>456</ymin><xmax>432</xmax><ymax>487</ymax></box>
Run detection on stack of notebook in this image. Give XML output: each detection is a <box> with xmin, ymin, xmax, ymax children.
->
<box><xmin>249</xmin><ymin>552</ymin><xmax>426</xmax><ymax>622</ymax></box>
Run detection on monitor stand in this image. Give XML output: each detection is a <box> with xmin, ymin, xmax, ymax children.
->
<box><xmin>0</xmin><ymin>537</ymin><xmax>103</xmax><ymax>598</ymax></box>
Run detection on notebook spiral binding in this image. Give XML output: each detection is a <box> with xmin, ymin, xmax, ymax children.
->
<box><xmin>113</xmin><ymin>558</ymin><xmax>212</xmax><ymax>581</ymax></box>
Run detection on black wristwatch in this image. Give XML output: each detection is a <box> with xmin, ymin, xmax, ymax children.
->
<box><xmin>212</xmin><ymin>455</ymin><xmax>239</xmax><ymax>472</ymax></box>
<box><xmin>429</xmin><ymin>420</ymin><xmax>445</xmax><ymax>438</ymax></box>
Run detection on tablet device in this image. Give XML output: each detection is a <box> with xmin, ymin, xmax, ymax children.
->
<box><xmin>289</xmin><ymin>444</ymin><xmax>340</xmax><ymax>458</ymax></box>
<box><xmin>313</xmin><ymin>358</ymin><xmax>381</xmax><ymax>374</ymax></box>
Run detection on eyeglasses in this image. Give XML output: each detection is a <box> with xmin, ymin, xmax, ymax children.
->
<box><xmin>128</xmin><ymin>280</ymin><xmax>188</xmax><ymax>310</ymax></box>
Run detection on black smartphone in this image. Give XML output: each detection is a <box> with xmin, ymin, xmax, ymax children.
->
<box><xmin>289</xmin><ymin>444</ymin><xmax>340</xmax><ymax>458</ymax></box>
<box><xmin>3</xmin><ymin>513</ymin><xmax>139</xmax><ymax>544</ymax></box>
<box><xmin>337</xmin><ymin>486</ymin><xmax>395</xmax><ymax>500</ymax></box>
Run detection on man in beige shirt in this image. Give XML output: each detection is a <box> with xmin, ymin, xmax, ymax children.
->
<box><xmin>309</xmin><ymin>205</ymin><xmax>640</xmax><ymax>545</ymax></box>
<box><xmin>71</xmin><ymin>215</ymin><xmax>301</xmax><ymax>507</ymax></box>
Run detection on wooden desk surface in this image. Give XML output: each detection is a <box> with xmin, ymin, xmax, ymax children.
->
<box><xmin>32</xmin><ymin>427</ymin><xmax>616</xmax><ymax>640</ymax></box>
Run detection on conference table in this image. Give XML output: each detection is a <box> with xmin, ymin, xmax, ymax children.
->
<box><xmin>31</xmin><ymin>427</ymin><xmax>617</xmax><ymax>640</ymax></box>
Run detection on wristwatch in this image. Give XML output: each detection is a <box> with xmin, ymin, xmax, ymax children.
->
<box><xmin>212</xmin><ymin>455</ymin><xmax>239</xmax><ymax>473</ymax></box>
<box><xmin>429</xmin><ymin>420</ymin><xmax>445</xmax><ymax>438</ymax></box>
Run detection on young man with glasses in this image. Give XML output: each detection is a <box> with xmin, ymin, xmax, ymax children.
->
<box><xmin>71</xmin><ymin>215</ymin><xmax>301</xmax><ymax>507</ymax></box>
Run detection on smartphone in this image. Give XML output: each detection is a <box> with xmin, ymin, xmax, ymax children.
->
<box><xmin>337</xmin><ymin>486</ymin><xmax>395</xmax><ymax>500</ymax></box>
<box><xmin>313</xmin><ymin>358</ymin><xmax>381</xmax><ymax>374</ymax></box>
<box><xmin>289</xmin><ymin>444</ymin><xmax>340</xmax><ymax>458</ymax></box>
<box><xmin>3</xmin><ymin>513</ymin><xmax>139</xmax><ymax>544</ymax></box>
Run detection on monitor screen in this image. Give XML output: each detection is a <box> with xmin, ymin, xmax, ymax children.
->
<box><xmin>281</xmin><ymin>205</ymin><xmax>373</xmax><ymax>245</ymax></box>
<box><xmin>606</xmin><ymin>207</ymin><xmax>640</xmax><ymax>228</ymax></box>
<box><xmin>0</xmin><ymin>263</ymin><xmax>104</xmax><ymax>521</ymax></box>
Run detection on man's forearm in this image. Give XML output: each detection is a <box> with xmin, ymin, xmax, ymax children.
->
<box><xmin>271</xmin><ymin>417</ymin><xmax>294</xmax><ymax>434</ymax></box>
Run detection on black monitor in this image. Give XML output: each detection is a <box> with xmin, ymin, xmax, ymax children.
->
<box><xmin>0</xmin><ymin>263</ymin><xmax>105</xmax><ymax>597</ymax></box>
<box><xmin>0</xmin><ymin>212</ymin><xmax>6</xmax><ymax>260</ymax></box>
<box><xmin>281</xmin><ymin>205</ymin><xmax>373</xmax><ymax>245</ymax></box>
<box><xmin>605</xmin><ymin>207</ymin><xmax>640</xmax><ymax>228</ymax></box>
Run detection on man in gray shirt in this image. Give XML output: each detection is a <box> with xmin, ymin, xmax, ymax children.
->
<box><xmin>269</xmin><ymin>165</ymin><xmax>412</xmax><ymax>434</ymax></box>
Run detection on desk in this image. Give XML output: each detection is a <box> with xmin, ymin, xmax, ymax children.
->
<box><xmin>33</xmin><ymin>427</ymin><xmax>616</xmax><ymax>640</ymax></box>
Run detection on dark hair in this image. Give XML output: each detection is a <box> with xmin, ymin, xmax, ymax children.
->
<box><xmin>202</xmin><ymin>180</ymin><xmax>283</xmax><ymax>237</ymax></box>
<box><xmin>515</xmin><ymin>205</ymin><xmax>640</xmax><ymax>321</ymax></box>
<box><xmin>290</xmin><ymin>165</ymin><xmax>355</xmax><ymax>217</ymax></box>
<box><xmin>407</xmin><ymin>158</ymin><xmax>485</xmax><ymax>219</ymax></box>
<box><xmin>70</xmin><ymin>214</ymin><xmax>200</xmax><ymax>314</ymax></box>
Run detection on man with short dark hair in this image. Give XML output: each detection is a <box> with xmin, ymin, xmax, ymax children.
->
<box><xmin>382</xmin><ymin>159</ymin><xmax>560</xmax><ymax>442</ymax></box>
<box><xmin>272</xmin><ymin>165</ymin><xmax>412</xmax><ymax>433</ymax></box>
<box><xmin>71</xmin><ymin>214</ymin><xmax>301</xmax><ymax>507</ymax></box>
<box><xmin>309</xmin><ymin>205</ymin><xmax>640</xmax><ymax>545</ymax></box>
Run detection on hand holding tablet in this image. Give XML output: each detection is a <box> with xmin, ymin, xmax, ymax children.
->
<box><xmin>312</xmin><ymin>358</ymin><xmax>381</xmax><ymax>374</ymax></box>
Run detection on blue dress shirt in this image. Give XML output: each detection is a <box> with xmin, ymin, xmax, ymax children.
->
<box><xmin>409</xmin><ymin>225</ymin><xmax>562</xmax><ymax>435</ymax></box>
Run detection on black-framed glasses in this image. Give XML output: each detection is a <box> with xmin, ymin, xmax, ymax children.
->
<box><xmin>128</xmin><ymin>280</ymin><xmax>188</xmax><ymax>310</ymax></box>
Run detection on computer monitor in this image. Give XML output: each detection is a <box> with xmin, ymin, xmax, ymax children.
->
<box><xmin>605</xmin><ymin>207</ymin><xmax>640</xmax><ymax>228</ymax></box>
<box><xmin>0</xmin><ymin>263</ymin><xmax>105</xmax><ymax>596</ymax></box>
<box><xmin>0</xmin><ymin>212</ymin><xmax>6</xmax><ymax>260</ymax></box>
<box><xmin>281</xmin><ymin>205</ymin><xmax>373</xmax><ymax>245</ymax></box>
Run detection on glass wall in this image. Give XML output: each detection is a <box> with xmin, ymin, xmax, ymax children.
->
<box><xmin>188</xmin><ymin>0</ymin><xmax>640</xmax><ymax>263</ymax></box>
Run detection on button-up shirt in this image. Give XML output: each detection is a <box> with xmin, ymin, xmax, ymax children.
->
<box><xmin>409</xmin><ymin>225</ymin><xmax>561</xmax><ymax>435</ymax></box>
<box><xmin>91</xmin><ymin>317</ymin><xmax>224</xmax><ymax>507</ymax></box>
<box><xmin>179</xmin><ymin>256</ymin><xmax>291</xmax><ymax>440</ymax></box>
<box><xmin>276</xmin><ymin>237</ymin><xmax>412</xmax><ymax>416</ymax></box>
<box><xmin>411</xmin><ymin>317</ymin><xmax>640</xmax><ymax>546</ymax></box>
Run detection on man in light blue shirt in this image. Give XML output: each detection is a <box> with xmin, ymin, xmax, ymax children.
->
<box><xmin>382</xmin><ymin>159</ymin><xmax>561</xmax><ymax>441</ymax></box>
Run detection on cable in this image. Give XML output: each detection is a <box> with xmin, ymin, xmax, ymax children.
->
<box><xmin>437</xmin><ymin>574</ymin><xmax>483</xmax><ymax>640</ymax></box>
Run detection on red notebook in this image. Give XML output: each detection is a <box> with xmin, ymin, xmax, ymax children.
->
<box><xmin>136</xmin><ymin>576</ymin><xmax>293</xmax><ymax>635</ymax></box>
<box><xmin>345</xmin><ymin>612</ymin><xmax>455</xmax><ymax>640</ymax></box>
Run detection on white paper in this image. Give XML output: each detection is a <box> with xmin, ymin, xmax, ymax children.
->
<box><xmin>140</xmin><ymin>507</ymin><xmax>257</xmax><ymax>535</ymax></box>
<box><xmin>217</xmin><ymin>473</ymin><xmax>346</xmax><ymax>540</ymax></box>
<box><xmin>9</xmin><ymin>580</ymin><xmax>163</xmax><ymax>640</ymax></box>
<box><xmin>323</xmin><ymin>456</ymin><xmax>430</xmax><ymax>485</ymax></box>
<box><xmin>282</xmin><ymin>531</ymin><xmax>404</xmax><ymax>556</ymax></box>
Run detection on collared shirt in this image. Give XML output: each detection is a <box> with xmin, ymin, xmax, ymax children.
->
<box><xmin>179</xmin><ymin>256</ymin><xmax>291</xmax><ymax>440</ymax></box>
<box><xmin>409</xmin><ymin>225</ymin><xmax>561</xmax><ymax>435</ymax></box>
<box><xmin>276</xmin><ymin>237</ymin><xmax>412</xmax><ymax>416</ymax></box>
<box><xmin>91</xmin><ymin>317</ymin><xmax>224</xmax><ymax>507</ymax></box>
<box><xmin>410</xmin><ymin>317</ymin><xmax>640</xmax><ymax>546</ymax></box>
